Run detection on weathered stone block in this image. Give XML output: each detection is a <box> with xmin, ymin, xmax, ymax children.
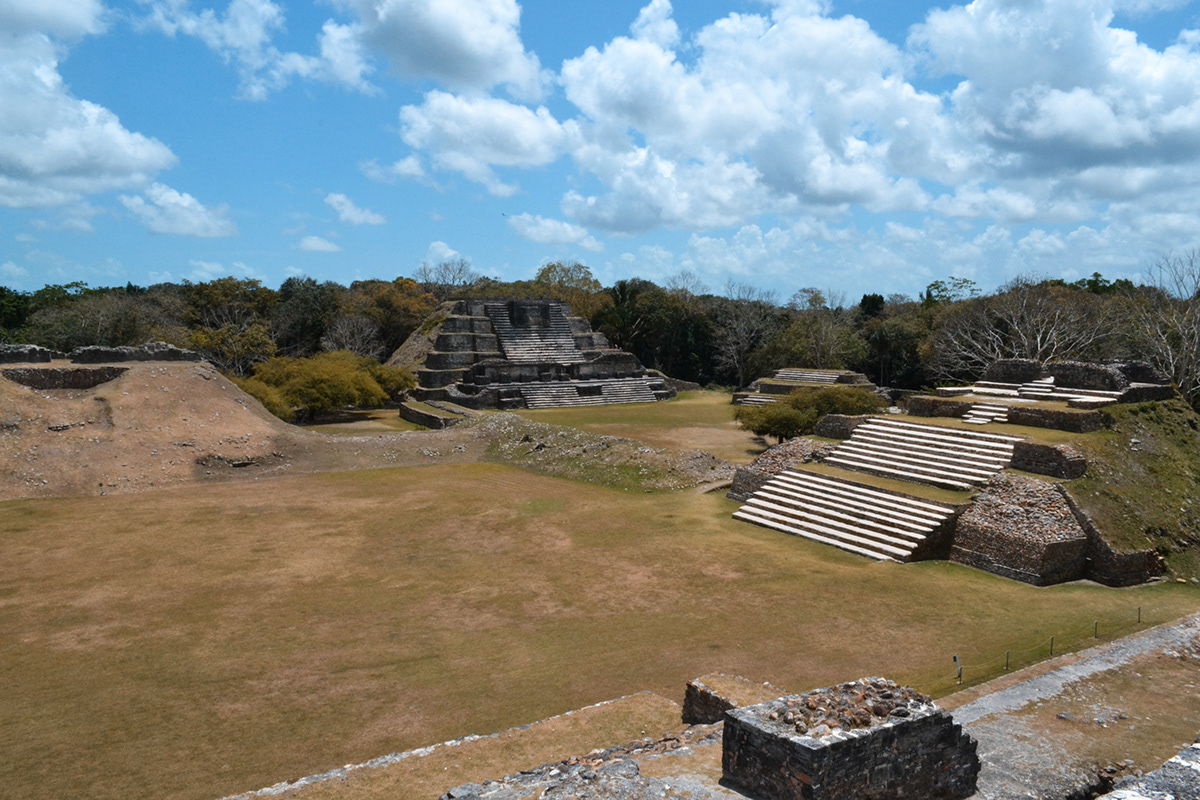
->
<box><xmin>0</xmin><ymin>344</ymin><xmax>54</xmax><ymax>364</ymax></box>
<box><xmin>812</xmin><ymin>414</ymin><xmax>869</xmax><ymax>439</ymax></box>
<box><xmin>723</xmin><ymin>678</ymin><xmax>979</xmax><ymax>800</ymax></box>
<box><xmin>1010</xmin><ymin>441</ymin><xmax>1087</xmax><ymax>479</ymax></box>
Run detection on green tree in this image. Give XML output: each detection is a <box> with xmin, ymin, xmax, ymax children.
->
<box><xmin>272</xmin><ymin>277</ymin><xmax>343</xmax><ymax>357</ymax></box>
<box><xmin>244</xmin><ymin>351</ymin><xmax>414</xmax><ymax>422</ymax></box>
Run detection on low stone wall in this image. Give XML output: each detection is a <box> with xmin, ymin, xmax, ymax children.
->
<box><xmin>981</xmin><ymin>359</ymin><xmax>1043</xmax><ymax>384</ymax></box>
<box><xmin>905</xmin><ymin>395</ymin><xmax>974</xmax><ymax>418</ymax></box>
<box><xmin>1120</xmin><ymin>383</ymin><xmax>1177</xmax><ymax>403</ymax></box>
<box><xmin>69</xmin><ymin>342</ymin><xmax>200</xmax><ymax>363</ymax></box>
<box><xmin>1056</xmin><ymin>487</ymin><xmax>1166</xmax><ymax>586</ymax></box>
<box><xmin>648</xmin><ymin>369</ymin><xmax>702</xmax><ymax>393</ymax></box>
<box><xmin>728</xmin><ymin>466</ymin><xmax>772</xmax><ymax>502</ymax></box>
<box><xmin>949</xmin><ymin>475</ymin><xmax>1089</xmax><ymax>586</ymax></box>
<box><xmin>723</xmin><ymin>679</ymin><xmax>979</xmax><ymax>800</ymax></box>
<box><xmin>0</xmin><ymin>344</ymin><xmax>54</xmax><ymax>364</ymax></box>
<box><xmin>1044</xmin><ymin>361</ymin><xmax>1127</xmax><ymax>391</ymax></box>
<box><xmin>812</xmin><ymin>414</ymin><xmax>870</xmax><ymax>439</ymax></box>
<box><xmin>1005</xmin><ymin>405</ymin><xmax>1109</xmax><ymax>432</ymax></box>
<box><xmin>398</xmin><ymin>402</ymin><xmax>465</xmax><ymax>429</ymax></box>
<box><xmin>682</xmin><ymin>673</ymin><xmax>785</xmax><ymax>725</ymax></box>
<box><xmin>2</xmin><ymin>366</ymin><xmax>128</xmax><ymax>390</ymax></box>
<box><xmin>1010</xmin><ymin>441</ymin><xmax>1087</xmax><ymax>479</ymax></box>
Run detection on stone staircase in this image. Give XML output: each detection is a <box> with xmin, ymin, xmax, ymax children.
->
<box><xmin>824</xmin><ymin>417</ymin><xmax>1020</xmax><ymax>491</ymax></box>
<box><xmin>962</xmin><ymin>402</ymin><xmax>1009</xmax><ymax>425</ymax></box>
<box><xmin>733</xmin><ymin>469</ymin><xmax>957</xmax><ymax>561</ymax></box>
<box><xmin>484</xmin><ymin>303</ymin><xmax>586</xmax><ymax>364</ymax></box>
<box><xmin>733</xmin><ymin>394</ymin><xmax>778</xmax><ymax>407</ymax></box>
<box><xmin>520</xmin><ymin>379</ymin><xmax>659</xmax><ymax>408</ymax></box>
<box><xmin>772</xmin><ymin>369</ymin><xmax>843</xmax><ymax>384</ymax></box>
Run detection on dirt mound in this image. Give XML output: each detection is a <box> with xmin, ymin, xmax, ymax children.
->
<box><xmin>0</xmin><ymin>360</ymin><xmax>483</xmax><ymax>500</ymax></box>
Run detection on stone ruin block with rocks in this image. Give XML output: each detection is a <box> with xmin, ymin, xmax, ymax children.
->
<box><xmin>950</xmin><ymin>474</ymin><xmax>1089</xmax><ymax>586</ymax></box>
<box><xmin>0</xmin><ymin>344</ymin><xmax>55</xmax><ymax>364</ymax></box>
<box><xmin>723</xmin><ymin>677</ymin><xmax>979</xmax><ymax>800</ymax></box>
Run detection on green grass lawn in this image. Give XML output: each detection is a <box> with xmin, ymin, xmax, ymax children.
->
<box><xmin>2</xmin><ymin>462</ymin><xmax>1197</xmax><ymax>800</ymax></box>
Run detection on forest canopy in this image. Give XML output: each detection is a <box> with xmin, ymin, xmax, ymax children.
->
<box><xmin>5</xmin><ymin>256</ymin><xmax>1200</xmax><ymax>409</ymax></box>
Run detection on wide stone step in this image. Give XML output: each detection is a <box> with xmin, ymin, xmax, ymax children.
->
<box><xmin>852</xmin><ymin>428</ymin><xmax>1012</xmax><ymax>461</ymax></box>
<box><xmin>773</xmin><ymin>470</ymin><xmax>955</xmax><ymax>517</ymax></box>
<box><xmin>823</xmin><ymin>455</ymin><xmax>975</xmax><ymax>491</ymax></box>
<box><xmin>753</xmin><ymin>488</ymin><xmax>930</xmax><ymax>542</ymax></box>
<box><xmin>743</xmin><ymin>496</ymin><xmax>920</xmax><ymax>552</ymax></box>
<box><xmin>847</xmin><ymin>434</ymin><xmax>1010</xmax><ymax>471</ymax></box>
<box><xmin>732</xmin><ymin>506</ymin><xmax>903</xmax><ymax>561</ymax></box>
<box><xmin>865</xmin><ymin>416</ymin><xmax>1022</xmax><ymax>445</ymax></box>
<box><xmin>772</xmin><ymin>474</ymin><xmax>960</xmax><ymax>532</ymax></box>
<box><xmin>830</xmin><ymin>447</ymin><xmax>996</xmax><ymax>484</ymax></box>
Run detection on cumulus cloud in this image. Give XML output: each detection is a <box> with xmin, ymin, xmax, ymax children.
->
<box><xmin>189</xmin><ymin>258</ymin><xmax>264</xmax><ymax>280</ymax></box>
<box><xmin>424</xmin><ymin>240</ymin><xmax>461</xmax><ymax>263</ymax></box>
<box><xmin>360</xmin><ymin>155</ymin><xmax>426</xmax><ymax>184</ymax></box>
<box><xmin>324</xmin><ymin>192</ymin><xmax>385</xmax><ymax>225</ymax></box>
<box><xmin>337</xmin><ymin>0</ymin><xmax>545</xmax><ymax>100</ymax></box>
<box><xmin>0</xmin><ymin>32</ymin><xmax>176</xmax><ymax>208</ymax></box>
<box><xmin>507</xmin><ymin>213</ymin><xmax>602</xmax><ymax>252</ymax></box>
<box><xmin>400</xmin><ymin>91</ymin><xmax>576</xmax><ymax>196</ymax></box>
<box><xmin>298</xmin><ymin>235</ymin><xmax>341</xmax><ymax>252</ymax></box>
<box><xmin>141</xmin><ymin>0</ymin><xmax>376</xmax><ymax>99</ymax></box>
<box><xmin>1</xmin><ymin>261</ymin><xmax>28</xmax><ymax>279</ymax></box>
<box><xmin>0</xmin><ymin>0</ymin><xmax>108</xmax><ymax>37</ymax></box>
<box><xmin>119</xmin><ymin>183</ymin><xmax>237</xmax><ymax>236</ymax></box>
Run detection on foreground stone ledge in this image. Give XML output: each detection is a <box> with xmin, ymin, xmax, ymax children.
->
<box><xmin>722</xmin><ymin>678</ymin><xmax>979</xmax><ymax>800</ymax></box>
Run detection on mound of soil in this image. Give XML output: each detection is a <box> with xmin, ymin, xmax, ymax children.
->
<box><xmin>0</xmin><ymin>360</ymin><xmax>481</xmax><ymax>500</ymax></box>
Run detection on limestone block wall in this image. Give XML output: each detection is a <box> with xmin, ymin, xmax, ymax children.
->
<box><xmin>1000</xmin><ymin>405</ymin><xmax>1110</xmax><ymax>432</ymax></box>
<box><xmin>69</xmin><ymin>342</ymin><xmax>200</xmax><ymax>363</ymax></box>
<box><xmin>0</xmin><ymin>344</ymin><xmax>54</xmax><ymax>364</ymax></box>
<box><xmin>1010</xmin><ymin>441</ymin><xmax>1087</xmax><ymax>479</ymax></box>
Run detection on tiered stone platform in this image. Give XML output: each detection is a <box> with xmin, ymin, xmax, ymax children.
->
<box><xmin>733</xmin><ymin>469</ymin><xmax>959</xmax><ymax>561</ymax></box>
<box><xmin>825</xmin><ymin>417</ymin><xmax>1020</xmax><ymax>491</ymax></box>
<box><xmin>402</xmin><ymin>299</ymin><xmax>674</xmax><ymax>410</ymax></box>
<box><xmin>733</xmin><ymin>368</ymin><xmax>877</xmax><ymax>406</ymax></box>
<box><xmin>934</xmin><ymin>358</ymin><xmax>1175</xmax><ymax>421</ymax></box>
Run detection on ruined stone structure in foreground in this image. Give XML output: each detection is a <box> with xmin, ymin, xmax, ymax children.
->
<box><xmin>397</xmin><ymin>299</ymin><xmax>675</xmax><ymax>410</ymax></box>
<box><xmin>723</xmin><ymin>678</ymin><xmax>979</xmax><ymax>800</ymax></box>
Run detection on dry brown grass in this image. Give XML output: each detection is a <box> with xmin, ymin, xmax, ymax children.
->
<box><xmin>3</xmin><ymin>463</ymin><xmax>1199</xmax><ymax>800</ymax></box>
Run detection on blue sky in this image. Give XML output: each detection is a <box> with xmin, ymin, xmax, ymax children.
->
<box><xmin>5</xmin><ymin>0</ymin><xmax>1200</xmax><ymax>300</ymax></box>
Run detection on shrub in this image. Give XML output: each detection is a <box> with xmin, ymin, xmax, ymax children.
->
<box><xmin>736</xmin><ymin>385</ymin><xmax>886</xmax><ymax>443</ymax></box>
<box><xmin>240</xmin><ymin>350</ymin><xmax>415</xmax><ymax>421</ymax></box>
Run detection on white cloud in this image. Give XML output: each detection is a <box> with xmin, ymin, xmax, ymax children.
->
<box><xmin>298</xmin><ymin>235</ymin><xmax>340</xmax><ymax>252</ymax></box>
<box><xmin>400</xmin><ymin>91</ymin><xmax>576</xmax><ymax>196</ymax></box>
<box><xmin>338</xmin><ymin>0</ymin><xmax>545</xmax><ymax>100</ymax></box>
<box><xmin>140</xmin><ymin>0</ymin><xmax>376</xmax><ymax>99</ymax></box>
<box><xmin>424</xmin><ymin>240</ymin><xmax>461</xmax><ymax>263</ymax></box>
<box><xmin>119</xmin><ymin>183</ymin><xmax>237</xmax><ymax>236</ymax></box>
<box><xmin>1</xmin><ymin>260</ymin><xmax>28</xmax><ymax>279</ymax></box>
<box><xmin>0</xmin><ymin>0</ymin><xmax>107</xmax><ymax>38</ymax></box>
<box><xmin>360</xmin><ymin>155</ymin><xmax>425</xmax><ymax>183</ymax></box>
<box><xmin>188</xmin><ymin>258</ymin><xmax>264</xmax><ymax>280</ymax></box>
<box><xmin>0</xmin><ymin>33</ymin><xmax>176</xmax><ymax>208</ymax></box>
<box><xmin>507</xmin><ymin>213</ymin><xmax>603</xmax><ymax>252</ymax></box>
<box><xmin>324</xmin><ymin>192</ymin><xmax>385</xmax><ymax>225</ymax></box>
<box><xmin>631</xmin><ymin>0</ymin><xmax>679</xmax><ymax>49</ymax></box>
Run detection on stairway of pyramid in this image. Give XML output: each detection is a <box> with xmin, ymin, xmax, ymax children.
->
<box><xmin>403</xmin><ymin>299</ymin><xmax>675</xmax><ymax>410</ymax></box>
<box><xmin>732</xmin><ymin>415</ymin><xmax>1026</xmax><ymax>561</ymax></box>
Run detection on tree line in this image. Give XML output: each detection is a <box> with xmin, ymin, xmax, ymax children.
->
<box><xmin>5</xmin><ymin>252</ymin><xmax>1200</xmax><ymax>409</ymax></box>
